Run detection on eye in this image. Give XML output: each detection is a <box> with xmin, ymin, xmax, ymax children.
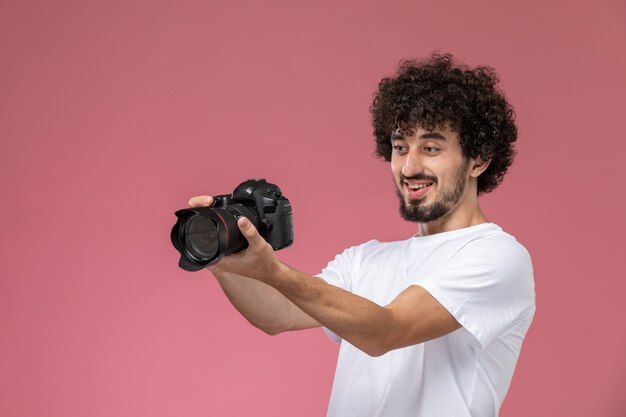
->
<box><xmin>423</xmin><ymin>147</ymin><xmax>439</xmax><ymax>154</ymax></box>
<box><xmin>392</xmin><ymin>145</ymin><xmax>408</xmax><ymax>153</ymax></box>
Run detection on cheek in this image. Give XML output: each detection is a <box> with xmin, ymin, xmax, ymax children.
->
<box><xmin>390</xmin><ymin>158</ymin><xmax>402</xmax><ymax>178</ymax></box>
<box><xmin>391</xmin><ymin>163</ymin><xmax>399</xmax><ymax>174</ymax></box>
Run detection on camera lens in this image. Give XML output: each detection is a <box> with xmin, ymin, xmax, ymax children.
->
<box><xmin>183</xmin><ymin>215</ymin><xmax>219</xmax><ymax>262</ymax></box>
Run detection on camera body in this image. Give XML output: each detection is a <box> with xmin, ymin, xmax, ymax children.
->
<box><xmin>171</xmin><ymin>179</ymin><xmax>293</xmax><ymax>271</ymax></box>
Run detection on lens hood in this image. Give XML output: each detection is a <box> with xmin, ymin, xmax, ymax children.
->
<box><xmin>171</xmin><ymin>205</ymin><xmax>254</xmax><ymax>271</ymax></box>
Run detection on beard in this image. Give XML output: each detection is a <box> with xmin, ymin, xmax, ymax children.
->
<box><xmin>396</xmin><ymin>160</ymin><xmax>469</xmax><ymax>223</ymax></box>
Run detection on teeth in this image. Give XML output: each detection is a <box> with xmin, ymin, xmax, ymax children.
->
<box><xmin>407</xmin><ymin>183</ymin><xmax>429</xmax><ymax>190</ymax></box>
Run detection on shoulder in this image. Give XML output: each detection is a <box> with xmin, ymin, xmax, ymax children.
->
<box><xmin>326</xmin><ymin>238</ymin><xmax>411</xmax><ymax>276</ymax></box>
<box><xmin>447</xmin><ymin>226</ymin><xmax>534</xmax><ymax>295</ymax></box>
<box><xmin>461</xmin><ymin>226</ymin><xmax>532</xmax><ymax>270</ymax></box>
<box><xmin>339</xmin><ymin>238</ymin><xmax>407</xmax><ymax>257</ymax></box>
<box><xmin>343</xmin><ymin>238</ymin><xmax>416</xmax><ymax>266</ymax></box>
<box><xmin>418</xmin><ymin>224</ymin><xmax>535</xmax><ymax>295</ymax></box>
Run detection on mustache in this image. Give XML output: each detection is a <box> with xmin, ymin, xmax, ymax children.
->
<box><xmin>401</xmin><ymin>174</ymin><xmax>437</xmax><ymax>183</ymax></box>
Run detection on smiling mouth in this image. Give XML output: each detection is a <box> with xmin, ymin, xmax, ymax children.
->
<box><xmin>406</xmin><ymin>182</ymin><xmax>433</xmax><ymax>190</ymax></box>
<box><xmin>402</xmin><ymin>180</ymin><xmax>434</xmax><ymax>200</ymax></box>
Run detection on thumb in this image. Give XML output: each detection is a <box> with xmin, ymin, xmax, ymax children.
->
<box><xmin>237</xmin><ymin>217</ymin><xmax>264</xmax><ymax>249</ymax></box>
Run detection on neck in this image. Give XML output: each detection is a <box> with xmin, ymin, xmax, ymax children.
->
<box><xmin>417</xmin><ymin>196</ymin><xmax>488</xmax><ymax>236</ymax></box>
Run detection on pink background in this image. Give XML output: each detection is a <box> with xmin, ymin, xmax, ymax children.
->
<box><xmin>1</xmin><ymin>0</ymin><xmax>625</xmax><ymax>416</ymax></box>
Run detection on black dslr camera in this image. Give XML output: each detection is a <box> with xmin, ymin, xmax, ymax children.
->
<box><xmin>171</xmin><ymin>179</ymin><xmax>294</xmax><ymax>271</ymax></box>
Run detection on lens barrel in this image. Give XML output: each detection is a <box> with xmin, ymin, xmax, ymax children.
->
<box><xmin>171</xmin><ymin>205</ymin><xmax>256</xmax><ymax>271</ymax></box>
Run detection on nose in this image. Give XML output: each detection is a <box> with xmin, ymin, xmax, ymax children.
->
<box><xmin>401</xmin><ymin>151</ymin><xmax>424</xmax><ymax>177</ymax></box>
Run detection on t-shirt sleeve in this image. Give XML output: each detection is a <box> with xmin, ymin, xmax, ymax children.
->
<box><xmin>315</xmin><ymin>243</ymin><xmax>367</xmax><ymax>343</ymax></box>
<box><xmin>416</xmin><ymin>235</ymin><xmax>536</xmax><ymax>350</ymax></box>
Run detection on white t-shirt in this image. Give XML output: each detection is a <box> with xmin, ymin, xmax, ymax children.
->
<box><xmin>317</xmin><ymin>223</ymin><xmax>535</xmax><ymax>417</ymax></box>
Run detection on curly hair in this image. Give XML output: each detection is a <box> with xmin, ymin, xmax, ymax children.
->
<box><xmin>371</xmin><ymin>53</ymin><xmax>518</xmax><ymax>194</ymax></box>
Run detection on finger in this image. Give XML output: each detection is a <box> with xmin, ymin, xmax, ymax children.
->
<box><xmin>188</xmin><ymin>195</ymin><xmax>214</xmax><ymax>208</ymax></box>
<box><xmin>237</xmin><ymin>217</ymin><xmax>265</xmax><ymax>250</ymax></box>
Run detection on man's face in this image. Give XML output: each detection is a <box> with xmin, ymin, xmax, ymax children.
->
<box><xmin>391</xmin><ymin>125</ymin><xmax>472</xmax><ymax>223</ymax></box>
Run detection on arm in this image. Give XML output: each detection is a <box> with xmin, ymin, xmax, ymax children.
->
<box><xmin>216</xmin><ymin>217</ymin><xmax>461</xmax><ymax>357</ymax></box>
<box><xmin>211</xmin><ymin>270</ymin><xmax>321</xmax><ymax>335</ymax></box>
<box><xmin>274</xmin><ymin>269</ymin><xmax>460</xmax><ymax>356</ymax></box>
<box><xmin>187</xmin><ymin>196</ymin><xmax>319</xmax><ymax>335</ymax></box>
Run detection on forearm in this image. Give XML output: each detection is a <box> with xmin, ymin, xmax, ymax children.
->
<box><xmin>269</xmin><ymin>264</ymin><xmax>396</xmax><ymax>356</ymax></box>
<box><xmin>211</xmin><ymin>269</ymin><xmax>319</xmax><ymax>335</ymax></box>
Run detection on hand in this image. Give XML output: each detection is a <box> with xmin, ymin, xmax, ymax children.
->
<box><xmin>186</xmin><ymin>195</ymin><xmax>287</xmax><ymax>283</ymax></box>
<box><xmin>209</xmin><ymin>216</ymin><xmax>287</xmax><ymax>282</ymax></box>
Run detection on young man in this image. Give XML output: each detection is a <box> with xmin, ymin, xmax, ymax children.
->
<box><xmin>188</xmin><ymin>54</ymin><xmax>535</xmax><ymax>417</ymax></box>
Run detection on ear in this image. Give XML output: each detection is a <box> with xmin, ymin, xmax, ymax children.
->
<box><xmin>469</xmin><ymin>156</ymin><xmax>491</xmax><ymax>178</ymax></box>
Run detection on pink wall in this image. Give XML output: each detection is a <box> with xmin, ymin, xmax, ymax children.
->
<box><xmin>1</xmin><ymin>0</ymin><xmax>625</xmax><ymax>416</ymax></box>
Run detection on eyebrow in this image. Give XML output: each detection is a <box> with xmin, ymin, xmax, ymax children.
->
<box><xmin>390</xmin><ymin>131</ymin><xmax>448</xmax><ymax>141</ymax></box>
